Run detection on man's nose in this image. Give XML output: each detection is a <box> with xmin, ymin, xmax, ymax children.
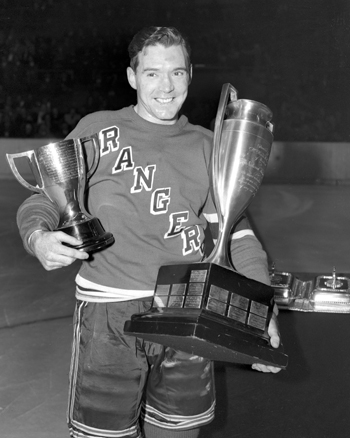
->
<box><xmin>159</xmin><ymin>74</ymin><xmax>174</xmax><ymax>92</ymax></box>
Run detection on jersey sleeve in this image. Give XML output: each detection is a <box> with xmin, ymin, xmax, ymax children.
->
<box><xmin>230</xmin><ymin>234</ymin><xmax>270</xmax><ymax>285</ymax></box>
<box><xmin>17</xmin><ymin>193</ymin><xmax>60</xmax><ymax>255</ymax></box>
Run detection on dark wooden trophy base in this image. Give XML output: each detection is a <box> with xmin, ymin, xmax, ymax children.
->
<box><xmin>124</xmin><ymin>263</ymin><xmax>288</xmax><ymax>368</ymax></box>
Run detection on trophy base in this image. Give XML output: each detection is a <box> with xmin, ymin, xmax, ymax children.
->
<box><xmin>124</xmin><ymin>263</ymin><xmax>288</xmax><ymax>369</ymax></box>
<box><xmin>124</xmin><ymin>309</ymin><xmax>287</xmax><ymax>368</ymax></box>
<box><xmin>58</xmin><ymin>218</ymin><xmax>115</xmax><ymax>252</ymax></box>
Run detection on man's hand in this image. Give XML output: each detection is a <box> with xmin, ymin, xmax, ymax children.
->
<box><xmin>30</xmin><ymin>230</ymin><xmax>89</xmax><ymax>271</ymax></box>
<box><xmin>251</xmin><ymin>312</ymin><xmax>282</xmax><ymax>374</ymax></box>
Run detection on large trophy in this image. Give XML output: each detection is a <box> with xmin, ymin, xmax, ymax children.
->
<box><xmin>124</xmin><ymin>84</ymin><xmax>288</xmax><ymax>368</ymax></box>
<box><xmin>6</xmin><ymin>134</ymin><xmax>114</xmax><ymax>252</ymax></box>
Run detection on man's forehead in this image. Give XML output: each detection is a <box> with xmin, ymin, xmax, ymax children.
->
<box><xmin>139</xmin><ymin>44</ymin><xmax>187</xmax><ymax>65</ymax></box>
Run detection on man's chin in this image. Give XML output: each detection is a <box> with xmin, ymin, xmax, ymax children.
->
<box><xmin>154</xmin><ymin>111</ymin><xmax>179</xmax><ymax>124</ymax></box>
<box><xmin>156</xmin><ymin>104</ymin><xmax>184</xmax><ymax>119</ymax></box>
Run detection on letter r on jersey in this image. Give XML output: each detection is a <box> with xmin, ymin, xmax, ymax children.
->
<box><xmin>100</xmin><ymin>126</ymin><xmax>120</xmax><ymax>156</ymax></box>
<box><xmin>181</xmin><ymin>225</ymin><xmax>201</xmax><ymax>255</ymax></box>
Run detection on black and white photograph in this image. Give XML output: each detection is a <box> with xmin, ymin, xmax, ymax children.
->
<box><xmin>0</xmin><ymin>1</ymin><xmax>350</xmax><ymax>437</ymax></box>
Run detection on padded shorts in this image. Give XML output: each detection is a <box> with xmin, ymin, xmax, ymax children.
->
<box><xmin>67</xmin><ymin>299</ymin><xmax>216</xmax><ymax>438</ymax></box>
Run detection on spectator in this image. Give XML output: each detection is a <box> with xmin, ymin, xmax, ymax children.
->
<box><xmin>22</xmin><ymin>121</ymin><xmax>35</xmax><ymax>138</ymax></box>
<box><xmin>63</xmin><ymin>107</ymin><xmax>81</xmax><ymax>130</ymax></box>
<box><xmin>50</xmin><ymin>107</ymin><xmax>63</xmax><ymax>138</ymax></box>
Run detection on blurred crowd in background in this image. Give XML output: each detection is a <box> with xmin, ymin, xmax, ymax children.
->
<box><xmin>0</xmin><ymin>0</ymin><xmax>348</xmax><ymax>141</ymax></box>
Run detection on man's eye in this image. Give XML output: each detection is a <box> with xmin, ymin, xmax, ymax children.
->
<box><xmin>174</xmin><ymin>71</ymin><xmax>184</xmax><ymax>76</ymax></box>
<box><xmin>147</xmin><ymin>73</ymin><xmax>156</xmax><ymax>77</ymax></box>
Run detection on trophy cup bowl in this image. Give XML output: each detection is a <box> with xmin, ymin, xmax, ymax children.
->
<box><xmin>6</xmin><ymin>134</ymin><xmax>114</xmax><ymax>253</ymax></box>
<box><xmin>124</xmin><ymin>84</ymin><xmax>288</xmax><ymax>368</ymax></box>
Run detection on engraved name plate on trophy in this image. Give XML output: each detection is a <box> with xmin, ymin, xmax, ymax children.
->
<box><xmin>124</xmin><ymin>84</ymin><xmax>288</xmax><ymax>368</ymax></box>
<box><xmin>7</xmin><ymin>134</ymin><xmax>114</xmax><ymax>252</ymax></box>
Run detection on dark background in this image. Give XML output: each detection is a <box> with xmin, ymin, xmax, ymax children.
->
<box><xmin>1</xmin><ymin>0</ymin><xmax>349</xmax><ymax>141</ymax></box>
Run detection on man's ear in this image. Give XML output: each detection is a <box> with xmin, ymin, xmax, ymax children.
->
<box><xmin>127</xmin><ymin>66</ymin><xmax>137</xmax><ymax>90</ymax></box>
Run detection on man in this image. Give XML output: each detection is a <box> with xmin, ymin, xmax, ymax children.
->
<box><xmin>17</xmin><ymin>27</ymin><xmax>281</xmax><ymax>438</ymax></box>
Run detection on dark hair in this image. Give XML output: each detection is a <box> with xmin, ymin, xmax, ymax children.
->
<box><xmin>128</xmin><ymin>26</ymin><xmax>191</xmax><ymax>72</ymax></box>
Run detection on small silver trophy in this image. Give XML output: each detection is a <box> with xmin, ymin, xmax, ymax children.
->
<box><xmin>7</xmin><ymin>134</ymin><xmax>114</xmax><ymax>252</ymax></box>
<box><xmin>125</xmin><ymin>84</ymin><xmax>288</xmax><ymax>368</ymax></box>
<box><xmin>271</xmin><ymin>264</ymin><xmax>350</xmax><ymax>313</ymax></box>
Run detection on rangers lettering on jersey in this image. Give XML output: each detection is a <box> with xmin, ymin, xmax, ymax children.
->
<box><xmin>100</xmin><ymin>125</ymin><xmax>203</xmax><ymax>257</ymax></box>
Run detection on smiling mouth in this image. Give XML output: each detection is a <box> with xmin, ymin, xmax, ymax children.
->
<box><xmin>155</xmin><ymin>98</ymin><xmax>174</xmax><ymax>104</ymax></box>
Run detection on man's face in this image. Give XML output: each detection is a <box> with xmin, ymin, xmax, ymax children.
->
<box><xmin>127</xmin><ymin>44</ymin><xmax>192</xmax><ymax>125</ymax></box>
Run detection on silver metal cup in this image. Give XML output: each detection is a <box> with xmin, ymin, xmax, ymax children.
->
<box><xmin>124</xmin><ymin>84</ymin><xmax>287</xmax><ymax>368</ymax></box>
<box><xmin>7</xmin><ymin>134</ymin><xmax>114</xmax><ymax>252</ymax></box>
<box><xmin>206</xmin><ymin>83</ymin><xmax>273</xmax><ymax>268</ymax></box>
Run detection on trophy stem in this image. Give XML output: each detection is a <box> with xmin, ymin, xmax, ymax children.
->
<box><xmin>204</xmin><ymin>220</ymin><xmax>233</xmax><ymax>270</ymax></box>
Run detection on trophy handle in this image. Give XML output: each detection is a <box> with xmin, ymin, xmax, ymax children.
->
<box><xmin>213</xmin><ymin>83</ymin><xmax>238</xmax><ymax>146</ymax></box>
<box><xmin>79</xmin><ymin>134</ymin><xmax>100</xmax><ymax>179</ymax></box>
<box><xmin>212</xmin><ymin>83</ymin><xmax>238</xmax><ymax>204</ymax></box>
<box><xmin>6</xmin><ymin>151</ymin><xmax>44</xmax><ymax>194</ymax></box>
<box><xmin>209</xmin><ymin>83</ymin><xmax>238</xmax><ymax>266</ymax></box>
